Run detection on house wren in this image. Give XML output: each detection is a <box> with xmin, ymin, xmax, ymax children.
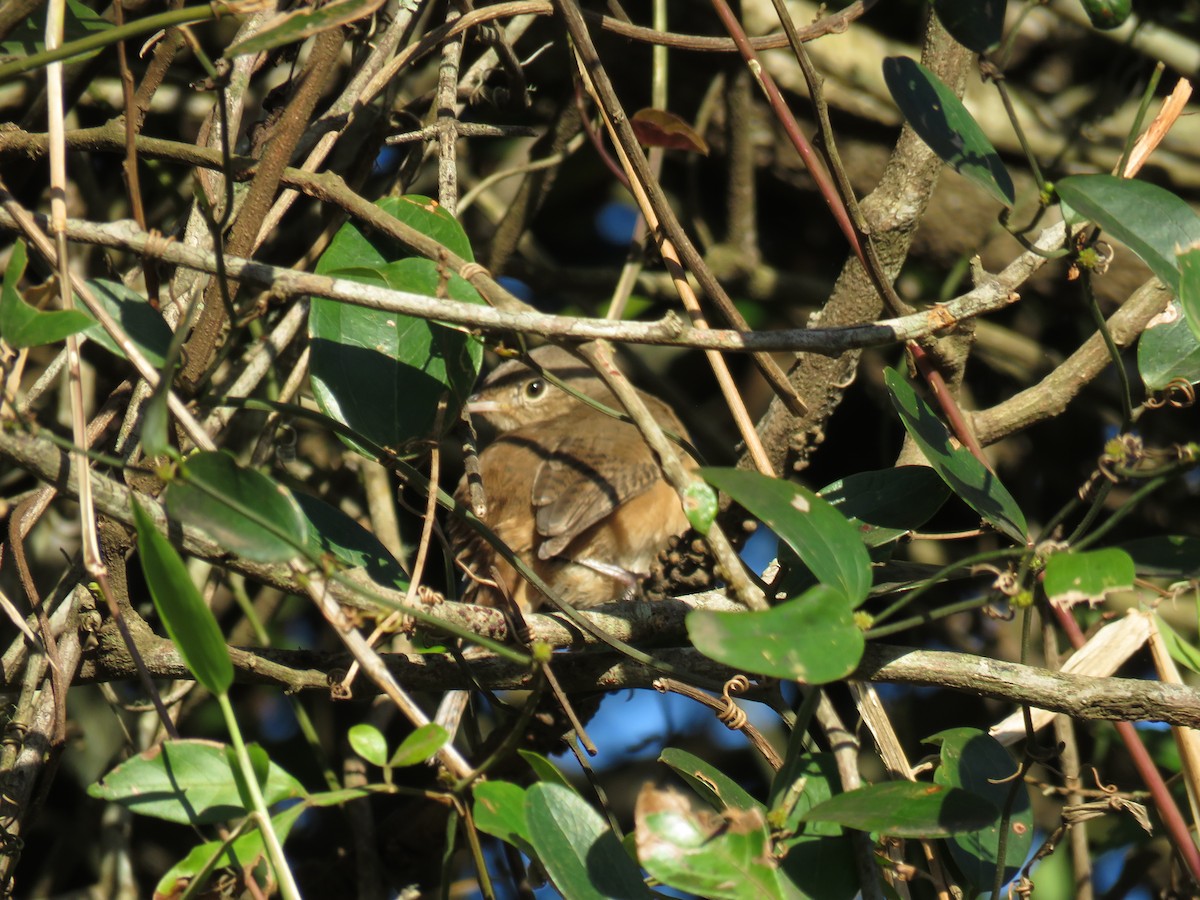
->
<box><xmin>450</xmin><ymin>345</ymin><xmax>694</xmax><ymax>611</ymax></box>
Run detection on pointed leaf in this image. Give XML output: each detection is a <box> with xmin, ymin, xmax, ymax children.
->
<box><xmin>1043</xmin><ymin>547</ymin><xmax>1135</xmax><ymax>607</ymax></box>
<box><xmin>688</xmin><ymin>584</ymin><xmax>864</xmax><ymax>683</ymax></box>
<box><xmin>131</xmin><ymin>499</ymin><xmax>234</xmax><ymax>696</ymax></box>
<box><xmin>228</xmin><ymin>0</ymin><xmax>384</xmax><ymax>57</ymax></box>
<box><xmin>293</xmin><ymin>492</ymin><xmax>408</xmax><ymax>589</ymax></box>
<box><xmin>819</xmin><ymin>466</ymin><xmax>950</xmax><ymax>547</ymax></box>
<box><xmin>389</xmin><ymin>723</ymin><xmax>448</xmax><ymax>767</ymax></box>
<box><xmin>0</xmin><ymin>240</ymin><xmax>92</xmax><ymax>347</ymax></box>
<box><xmin>659</xmin><ymin>747</ymin><xmax>763</xmax><ymax>813</ymax></box>
<box><xmin>164</xmin><ymin>451</ymin><xmax>307</xmax><ymax>563</ymax></box>
<box><xmin>883</xmin><ymin>56</ymin><xmax>1014</xmax><ymax>206</ymax></box>
<box><xmin>1178</xmin><ymin>243</ymin><xmax>1200</xmax><ymax>342</ymax></box>
<box><xmin>88</xmin><ymin>739</ymin><xmax>304</xmax><ymax>824</ymax></box>
<box><xmin>885</xmin><ymin>368</ymin><xmax>1028</xmax><ymax>543</ymax></box>
<box><xmin>525</xmin><ymin>782</ymin><xmax>652</xmax><ymax>899</ymax></box>
<box><xmin>82</xmin><ymin>279</ymin><xmax>173</xmax><ymax>367</ymax></box>
<box><xmin>928</xmin><ymin>728</ymin><xmax>1033</xmax><ymax>892</ymax></box>
<box><xmin>631</xmin><ymin>108</ymin><xmax>709</xmax><ymax>155</ymax></box>
<box><xmin>802</xmin><ymin>781</ymin><xmax>997</xmax><ymax>838</ymax></box>
<box><xmin>520</xmin><ymin>749</ymin><xmax>575</xmax><ymax>791</ymax></box>
<box><xmin>1056</xmin><ymin>175</ymin><xmax>1200</xmax><ymax>295</ymax></box>
<box><xmin>1138</xmin><ymin>300</ymin><xmax>1200</xmax><ymax>390</ymax></box>
<box><xmin>702</xmin><ymin>468</ymin><xmax>871</xmax><ymax>605</ymax></box>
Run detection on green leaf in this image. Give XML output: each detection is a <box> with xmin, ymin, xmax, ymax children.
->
<box><xmin>164</xmin><ymin>451</ymin><xmax>308</xmax><ymax>563</ymax></box>
<box><xmin>769</xmin><ymin>753</ymin><xmax>860</xmax><ymax>900</ymax></box>
<box><xmin>883</xmin><ymin>56</ymin><xmax>1014</xmax><ymax>207</ymax></box>
<box><xmin>659</xmin><ymin>747</ymin><xmax>764</xmax><ymax>813</ymax></box>
<box><xmin>473</xmin><ymin>781</ymin><xmax>531</xmax><ymax>848</ymax></box>
<box><xmin>802</xmin><ymin>781</ymin><xmax>998</xmax><ymax>838</ymax></box>
<box><xmin>1080</xmin><ymin>0</ymin><xmax>1132</xmax><ymax>29</ymax></box>
<box><xmin>227</xmin><ymin>0</ymin><xmax>384</xmax><ymax>57</ymax></box>
<box><xmin>519</xmin><ymin>749</ymin><xmax>575</xmax><ymax>791</ymax></box>
<box><xmin>316</xmin><ymin>195</ymin><xmax>474</xmax><ymax>270</ymax></box>
<box><xmin>1177</xmin><ymin>244</ymin><xmax>1200</xmax><ymax>343</ymax></box>
<box><xmin>928</xmin><ymin>728</ymin><xmax>1033</xmax><ymax>892</ymax></box>
<box><xmin>1119</xmin><ymin>536</ymin><xmax>1200</xmax><ymax>578</ymax></box>
<box><xmin>88</xmin><ymin>739</ymin><xmax>304</xmax><ymax>824</ymax></box>
<box><xmin>1043</xmin><ymin>548</ymin><xmax>1135</xmax><ymax>606</ymax></box>
<box><xmin>688</xmin><ymin>584</ymin><xmax>864</xmax><ymax>683</ymax></box>
<box><xmin>0</xmin><ymin>0</ymin><xmax>111</xmax><ymax>61</ymax></box>
<box><xmin>702</xmin><ymin>468</ymin><xmax>872</xmax><ymax>606</ymax></box>
<box><xmin>933</xmin><ymin>0</ymin><xmax>1007</xmax><ymax>53</ymax></box>
<box><xmin>81</xmin><ymin>279</ymin><xmax>174</xmax><ymax>367</ymax></box>
<box><xmin>819</xmin><ymin>466</ymin><xmax>951</xmax><ymax>547</ymax></box>
<box><xmin>131</xmin><ymin>498</ymin><xmax>234</xmax><ymax>696</ymax></box>
<box><xmin>1137</xmin><ymin>300</ymin><xmax>1200</xmax><ymax>391</ymax></box>
<box><xmin>885</xmin><ymin>368</ymin><xmax>1028</xmax><ymax>543</ymax></box>
<box><xmin>0</xmin><ymin>239</ymin><xmax>92</xmax><ymax>348</ymax></box>
<box><xmin>1156</xmin><ymin>615</ymin><xmax>1200</xmax><ymax>677</ymax></box>
<box><xmin>525</xmin><ymin>782</ymin><xmax>652</xmax><ymax>899</ymax></box>
<box><xmin>1056</xmin><ymin>175</ymin><xmax>1200</xmax><ymax>296</ymax></box>
<box><xmin>389</xmin><ymin>723</ymin><xmax>448</xmax><ymax>767</ymax></box>
<box><xmin>682</xmin><ymin>479</ymin><xmax>719</xmax><ymax>534</ymax></box>
<box><xmin>293</xmin><ymin>492</ymin><xmax>409</xmax><ymax>589</ymax></box>
<box><xmin>348</xmin><ymin>724</ymin><xmax>388</xmax><ymax>767</ymax></box>
<box><xmin>155</xmin><ymin>803</ymin><xmax>305</xmax><ymax>897</ymax></box>
<box><xmin>635</xmin><ymin>786</ymin><xmax>785</xmax><ymax>900</ymax></box>
<box><xmin>309</xmin><ymin>260</ymin><xmax>483</xmax><ymax>454</ymax></box>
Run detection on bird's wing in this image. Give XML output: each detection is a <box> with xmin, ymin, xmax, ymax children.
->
<box><xmin>529</xmin><ymin>422</ymin><xmax>663</xmax><ymax>560</ymax></box>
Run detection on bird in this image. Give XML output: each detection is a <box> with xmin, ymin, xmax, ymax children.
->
<box><xmin>449</xmin><ymin>344</ymin><xmax>695</xmax><ymax>612</ymax></box>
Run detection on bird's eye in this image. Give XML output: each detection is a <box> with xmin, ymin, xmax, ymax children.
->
<box><xmin>524</xmin><ymin>378</ymin><xmax>546</xmax><ymax>400</ymax></box>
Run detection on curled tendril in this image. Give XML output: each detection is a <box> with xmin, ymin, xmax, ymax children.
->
<box><xmin>1145</xmin><ymin>378</ymin><xmax>1196</xmax><ymax>410</ymax></box>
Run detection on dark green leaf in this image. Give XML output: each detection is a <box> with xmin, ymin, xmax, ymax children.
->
<box><xmin>82</xmin><ymin>279</ymin><xmax>174</xmax><ymax>367</ymax></box>
<box><xmin>473</xmin><ymin>781</ymin><xmax>531</xmax><ymax>848</ymax></box>
<box><xmin>659</xmin><ymin>747</ymin><xmax>764</xmax><ymax>813</ymax></box>
<box><xmin>635</xmin><ymin>786</ymin><xmax>785</xmax><ymax>900</ymax></box>
<box><xmin>688</xmin><ymin>584</ymin><xmax>864</xmax><ymax>683</ymax></box>
<box><xmin>1119</xmin><ymin>536</ymin><xmax>1200</xmax><ymax>578</ymax></box>
<box><xmin>883</xmin><ymin>57</ymin><xmax>1014</xmax><ymax>206</ymax></box>
<box><xmin>802</xmin><ymin>780</ymin><xmax>998</xmax><ymax>838</ymax></box>
<box><xmin>0</xmin><ymin>0</ymin><xmax>111</xmax><ymax>60</ymax></box>
<box><xmin>389</xmin><ymin>723</ymin><xmax>448</xmax><ymax>767</ymax></box>
<box><xmin>309</xmin><ymin>260</ymin><xmax>483</xmax><ymax>453</ymax></box>
<box><xmin>0</xmin><ymin>239</ymin><xmax>92</xmax><ymax>348</ymax></box>
<box><xmin>702</xmin><ymin>468</ymin><xmax>872</xmax><ymax>605</ymax></box>
<box><xmin>1177</xmin><ymin>244</ymin><xmax>1200</xmax><ymax>343</ymax></box>
<box><xmin>228</xmin><ymin>0</ymin><xmax>384</xmax><ymax>57</ymax></box>
<box><xmin>131</xmin><ymin>499</ymin><xmax>234</xmax><ymax>696</ymax></box>
<box><xmin>933</xmin><ymin>0</ymin><xmax>1006</xmax><ymax>52</ymax></box>
<box><xmin>316</xmin><ymin>195</ymin><xmax>474</xmax><ymax>270</ymax></box>
<box><xmin>526</xmin><ymin>782</ymin><xmax>651</xmax><ymax>899</ymax></box>
<box><xmin>164</xmin><ymin>451</ymin><xmax>307</xmax><ymax>563</ymax></box>
<box><xmin>88</xmin><ymin>739</ymin><xmax>304</xmax><ymax>824</ymax></box>
<box><xmin>819</xmin><ymin>466</ymin><xmax>950</xmax><ymax>547</ymax></box>
<box><xmin>1138</xmin><ymin>301</ymin><xmax>1200</xmax><ymax>390</ymax></box>
<box><xmin>293</xmin><ymin>492</ymin><xmax>408</xmax><ymax>589</ymax></box>
<box><xmin>1043</xmin><ymin>548</ymin><xmax>1135</xmax><ymax>606</ymax></box>
<box><xmin>885</xmin><ymin>368</ymin><xmax>1028</xmax><ymax>543</ymax></box>
<box><xmin>770</xmin><ymin>753</ymin><xmax>859</xmax><ymax>900</ymax></box>
<box><xmin>1056</xmin><ymin>175</ymin><xmax>1200</xmax><ymax>295</ymax></box>
<box><xmin>349</xmin><ymin>724</ymin><xmax>388</xmax><ymax>767</ymax></box>
<box><xmin>928</xmin><ymin>728</ymin><xmax>1033</xmax><ymax>891</ymax></box>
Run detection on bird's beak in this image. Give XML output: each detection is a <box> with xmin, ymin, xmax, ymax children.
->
<box><xmin>465</xmin><ymin>396</ymin><xmax>501</xmax><ymax>415</ymax></box>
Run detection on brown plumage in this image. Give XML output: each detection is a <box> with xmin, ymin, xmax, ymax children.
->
<box><xmin>450</xmin><ymin>345</ymin><xmax>694</xmax><ymax>610</ymax></box>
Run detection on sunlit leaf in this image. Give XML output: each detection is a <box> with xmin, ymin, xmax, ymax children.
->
<box><xmin>1138</xmin><ymin>301</ymin><xmax>1200</xmax><ymax>391</ymax></box>
<box><xmin>1043</xmin><ymin>547</ymin><xmax>1135</xmax><ymax>607</ymax></box>
<box><xmin>802</xmin><ymin>781</ymin><xmax>997</xmax><ymax>838</ymax></box>
<box><xmin>631</xmin><ymin>108</ymin><xmax>709</xmax><ymax>155</ymax></box>
<box><xmin>0</xmin><ymin>240</ymin><xmax>92</xmax><ymax>347</ymax></box>
<box><xmin>688</xmin><ymin>584</ymin><xmax>864</xmax><ymax>683</ymax></box>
